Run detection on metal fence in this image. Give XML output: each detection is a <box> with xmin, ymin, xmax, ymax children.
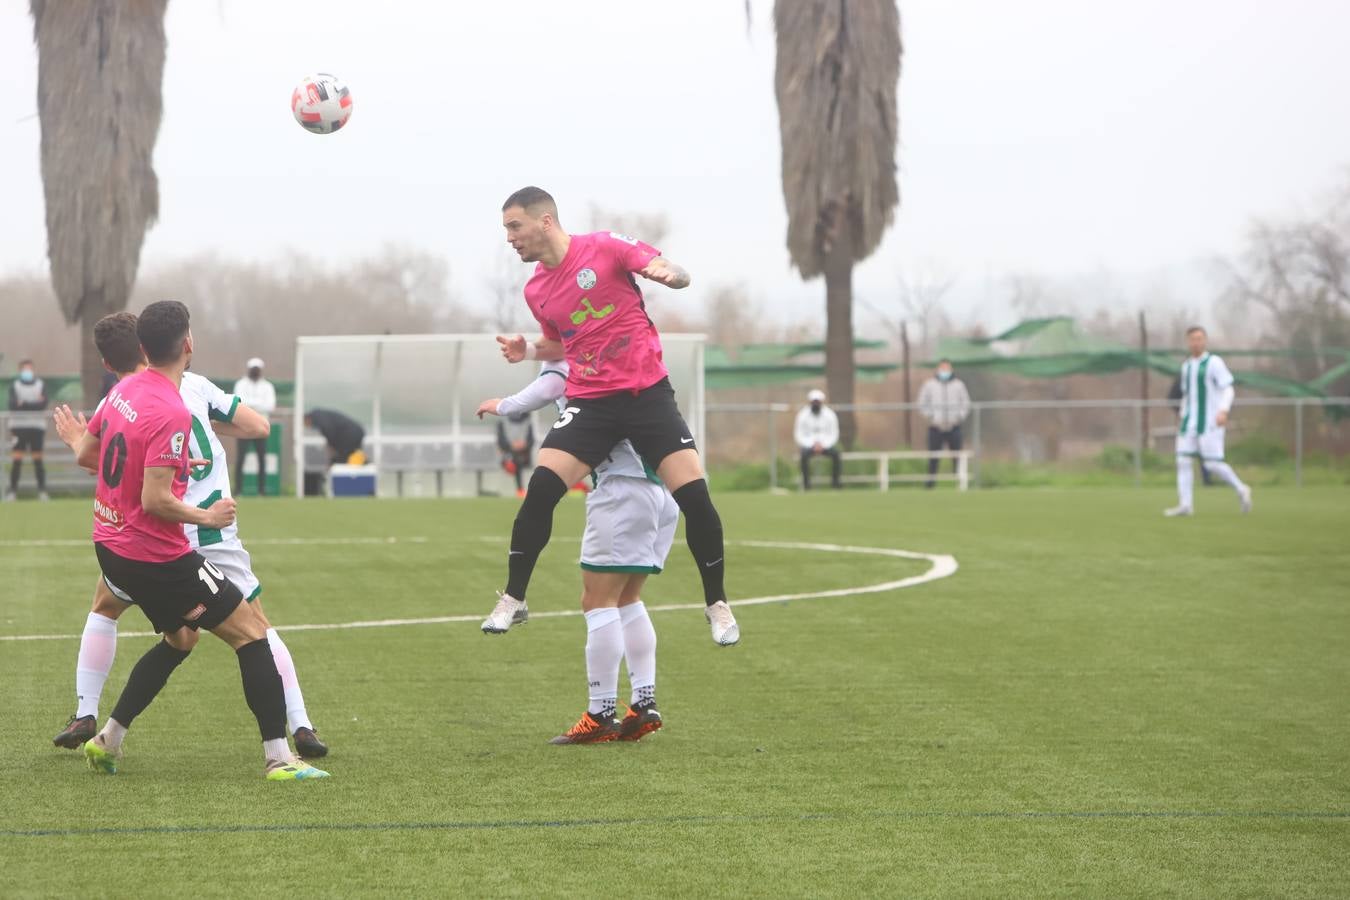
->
<box><xmin>5</xmin><ymin>395</ymin><xmax>1346</xmax><ymax>498</ymax></box>
<box><xmin>705</xmin><ymin>397</ymin><xmax>1350</xmax><ymax>490</ymax></box>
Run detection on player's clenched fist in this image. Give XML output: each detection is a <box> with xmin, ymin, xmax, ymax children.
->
<box><xmin>203</xmin><ymin>498</ymin><xmax>237</xmax><ymax>529</ymax></box>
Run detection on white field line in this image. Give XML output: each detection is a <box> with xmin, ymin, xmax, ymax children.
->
<box><xmin>0</xmin><ymin>536</ymin><xmax>430</xmax><ymax>548</ymax></box>
<box><xmin>0</xmin><ymin>540</ymin><xmax>957</xmax><ymax>642</ymax></box>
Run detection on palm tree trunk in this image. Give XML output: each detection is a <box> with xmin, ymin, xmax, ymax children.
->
<box><xmin>79</xmin><ymin>290</ymin><xmax>120</xmax><ymax>406</ymax></box>
<box><xmin>823</xmin><ymin>248</ymin><xmax>857</xmax><ymax>449</ymax></box>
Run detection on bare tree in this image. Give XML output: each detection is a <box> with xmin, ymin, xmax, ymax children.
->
<box><xmin>1223</xmin><ymin>176</ymin><xmax>1350</xmax><ymax>378</ymax></box>
<box><xmin>773</xmin><ymin>0</ymin><xmax>902</xmax><ymax>446</ymax></box>
<box><xmin>31</xmin><ymin>0</ymin><xmax>168</xmax><ymax>406</ymax></box>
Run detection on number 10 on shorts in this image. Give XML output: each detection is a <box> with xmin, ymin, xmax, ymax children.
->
<box><xmin>198</xmin><ymin>558</ymin><xmax>226</xmax><ymax>595</ymax></box>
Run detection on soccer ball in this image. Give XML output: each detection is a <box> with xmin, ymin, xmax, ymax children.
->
<box><xmin>291</xmin><ymin>73</ymin><xmax>352</xmax><ymax>134</ymax></box>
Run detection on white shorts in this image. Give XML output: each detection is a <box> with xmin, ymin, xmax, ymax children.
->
<box><xmin>198</xmin><ymin>540</ymin><xmax>263</xmax><ymax>601</ymax></box>
<box><xmin>1177</xmin><ymin>429</ymin><xmax>1225</xmax><ymax>462</ymax></box>
<box><xmin>580</xmin><ymin>476</ymin><xmax>679</xmax><ymax>574</ymax></box>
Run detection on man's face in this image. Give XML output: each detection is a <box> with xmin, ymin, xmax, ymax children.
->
<box><xmin>937</xmin><ymin>362</ymin><xmax>953</xmax><ymax>379</ymax></box>
<box><xmin>810</xmin><ymin>400</ymin><xmax>822</xmax><ymax>413</ymax></box>
<box><xmin>18</xmin><ymin>365</ymin><xmax>34</xmax><ymax>382</ymax></box>
<box><xmin>183</xmin><ymin>331</ymin><xmax>195</xmax><ymax>371</ymax></box>
<box><xmin>1186</xmin><ymin>330</ymin><xmax>1207</xmax><ymax>357</ymax></box>
<box><xmin>503</xmin><ymin>205</ymin><xmax>549</xmax><ymax>262</ymax></box>
<box><xmin>248</xmin><ymin>367</ymin><xmax>262</xmax><ymax>381</ymax></box>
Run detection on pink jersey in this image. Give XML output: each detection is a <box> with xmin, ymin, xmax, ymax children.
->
<box><xmin>524</xmin><ymin>231</ymin><xmax>665</xmax><ymax>398</ymax></box>
<box><xmin>87</xmin><ymin>369</ymin><xmax>193</xmax><ymax>563</ymax></box>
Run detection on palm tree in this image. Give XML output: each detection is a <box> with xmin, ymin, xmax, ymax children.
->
<box><xmin>30</xmin><ymin>0</ymin><xmax>168</xmax><ymax>406</ymax></box>
<box><xmin>773</xmin><ymin>0</ymin><xmax>901</xmax><ymax>446</ymax></box>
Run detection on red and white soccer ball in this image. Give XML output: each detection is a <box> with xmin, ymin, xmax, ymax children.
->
<box><xmin>291</xmin><ymin>73</ymin><xmax>352</xmax><ymax>134</ymax></box>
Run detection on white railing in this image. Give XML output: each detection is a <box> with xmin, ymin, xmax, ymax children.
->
<box><xmin>707</xmin><ymin>396</ymin><xmax>1350</xmax><ymax>490</ymax></box>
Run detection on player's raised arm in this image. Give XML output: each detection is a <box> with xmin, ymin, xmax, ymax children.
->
<box><xmin>638</xmin><ymin>257</ymin><xmax>691</xmax><ymax>290</ymax></box>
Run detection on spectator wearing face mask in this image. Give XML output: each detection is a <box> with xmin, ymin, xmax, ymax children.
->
<box><xmin>233</xmin><ymin>357</ymin><xmax>277</xmax><ymax>495</ymax></box>
<box><xmin>794</xmin><ymin>388</ymin><xmax>842</xmax><ymax>490</ymax></box>
<box><xmin>917</xmin><ymin>359</ymin><xmax>971</xmax><ymax>489</ymax></box>
<box><xmin>6</xmin><ymin>358</ymin><xmax>49</xmax><ymax>501</ymax></box>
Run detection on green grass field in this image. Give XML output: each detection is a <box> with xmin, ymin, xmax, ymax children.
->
<box><xmin>2</xmin><ymin>488</ymin><xmax>1347</xmax><ymax>897</ymax></box>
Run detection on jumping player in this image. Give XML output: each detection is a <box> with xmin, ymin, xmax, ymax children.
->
<box><xmin>50</xmin><ymin>312</ymin><xmax>328</xmax><ymax>759</ymax></box>
<box><xmin>482</xmin><ymin>186</ymin><xmax>739</xmax><ymax>646</ymax></box>
<box><xmin>1165</xmin><ymin>326</ymin><xmax>1253</xmax><ymax>517</ymax></box>
<box><xmin>477</xmin><ymin>360</ymin><xmax>670</xmax><ymax>743</ymax></box>
<box><xmin>71</xmin><ymin>300</ymin><xmax>327</xmax><ymax>780</ymax></box>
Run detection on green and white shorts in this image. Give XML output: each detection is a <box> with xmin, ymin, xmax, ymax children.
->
<box><xmin>197</xmin><ymin>539</ymin><xmax>263</xmax><ymax>602</ymax></box>
<box><xmin>580</xmin><ymin>476</ymin><xmax>679</xmax><ymax>574</ymax></box>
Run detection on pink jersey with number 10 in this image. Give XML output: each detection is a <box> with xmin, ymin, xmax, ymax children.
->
<box><xmin>86</xmin><ymin>368</ymin><xmax>193</xmax><ymax>563</ymax></box>
<box><xmin>524</xmin><ymin>231</ymin><xmax>665</xmax><ymax>399</ymax></box>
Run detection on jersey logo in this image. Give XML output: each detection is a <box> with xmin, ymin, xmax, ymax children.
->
<box><xmin>609</xmin><ymin>232</ymin><xmax>639</xmax><ymax>246</ymax></box>
<box><xmin>168</xmin><ymin>431</ymin><xmax>186</xmax><ymax>459</ymax></box>
<box><xmin>576</xmin><ymin>267</ymin><xmax>598</xmax><ymax>290</ymax></box>
<box><xmin>570</xmin><ymin>297</ymin><xmax>615</xmax><ymax>326</ymax></box>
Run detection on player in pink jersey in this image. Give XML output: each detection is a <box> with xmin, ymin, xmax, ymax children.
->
<box><xmin>481</xmin><ymin>186</ymin><xmax>739</xmax><ymax>649</ymax></box>
<box><xmin>72</xmin><ymin>300</ymin><xmax>327</xmax><ymax>781</ymax></box>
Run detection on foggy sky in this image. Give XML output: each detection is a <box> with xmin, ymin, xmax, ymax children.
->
<box><xmin>2</xmin><ymin>0</ymin><xmax>1348</xmax><ymax>336</ymax></box>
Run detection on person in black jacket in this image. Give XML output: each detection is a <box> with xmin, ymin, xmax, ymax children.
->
<box><xmin>6</xmin><ymin>359</ymin><xmax>49</xmax><ymax>501</ymax></box>
<box><xmin>304</xmin><ymin>409</ymin><xmax>367</xmax><ymax>465</ymax></box>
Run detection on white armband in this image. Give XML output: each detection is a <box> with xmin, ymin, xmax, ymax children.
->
<box><xmin>524</xmin><ymin>342</ymin><xmax>540</xmax><ymax>361</ymax></box>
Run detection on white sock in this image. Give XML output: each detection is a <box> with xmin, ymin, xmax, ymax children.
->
<box><xmin>619</xmin><ymin>601</ymin><xmax>657</xmax><ymax>706</ymax></box>
<box><xmin>98</xmin><ymin>718</ymin><xmax>128</xmax><ymax>751</ymax></box>
<box><xmin>1203</xmin><ymin>461</ymin><xmax>1246</xmax><ymax>493</ymax></box>
<box><xmin>263</xmin><ymin>737</ymin><xmax>291</xmax><ymax>766</ymax></box>
<box><xmin>76</xmin><ymin>612</ymin><xmax>119</xmax><ymax>719</ymax></box>
<box><xmin>1176</xmin><ymin>456</ymin><xmax>1194</xmax><ymax>508</ymax></box>
<box><xmin>583</xmin><ymin>608</ymin><xmax>623</xmax><ymax>717</ymax></box>
<box><xmin>265</xmin><ymin>628</ymin><xmax>312</xmax><ymax>733</ymax></box>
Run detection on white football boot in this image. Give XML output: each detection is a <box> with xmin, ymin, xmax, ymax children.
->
<box><xmin>1163</xmin><ymin>505</ymin><xmax>1193</xmax><ymax>517</ymax></box>
<box><xmin>481</xmin><ymin>592</ymin><xmax>528</xmax><ymax>634</ymax></box>
<box><xmin>705</xmin><ymin>600</ymin><xmax>740</xmax><ymax>646</ymax></box>
<box><xmin>1238</xmin><ymin>485</ymin><xmax>1253</xmax><ymax>515</ymax></box>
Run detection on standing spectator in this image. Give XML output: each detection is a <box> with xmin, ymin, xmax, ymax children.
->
<box><xmin>304</xmin><ymin>409</ymin><xmax>367</xmax><ymax>466</ymax></box>
<box><xmin>917</xmin><ymin>359</ymin><xmax>971</xmax><ymax>489</ymax></box>
<box><xmin>233</xmin><ymin>358</ymin><xmax>277</xmax><ymax>495</ymax></box>
<box><xmin>795</xmin><ymin>388</ymin><xmax>842</xmax><ymax>490</ymax></box>
<box><xmin>6</xmin><ymin>358</ymin><xmax>50</xmax><ymax>501</ymax></box>
<box><xmin>496</xmin><ymin>412</ymin><xmax>535</xmax><ymax>497</ymax></box>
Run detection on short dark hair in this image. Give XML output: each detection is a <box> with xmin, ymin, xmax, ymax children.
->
<box><xmin>18</xmin><ymin>358</ymin><xmax>33</xmax><ymax>368</ymax></box>
<box><xmin>938</xmin><ymin>358</ymin><xmax>952</xmax><ymax>366</ymax></box>
<box><xmin>94</xmin><ymin>312</ymin><xmax>145</xmax><ymax>375</ymax></box>
<box><xmin>137</xmin><ymin>300</ymin><xmax>191</xmax><ymax>366</ymax></box>
<box><xmin>502</xmin><ymin>186</ymin><xmax>558</xmax><ymax>218</ymax></box>
<box><xmin>1185</xmin><ymin>325</ymin><xmax>1206</xmax><ymax>336</ymax></box>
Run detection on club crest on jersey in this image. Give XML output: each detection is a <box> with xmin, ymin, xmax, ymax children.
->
<box><xmin>170</xmin><ymin>431</ymin><xmax>186</xmax><ymax>458</ymax></box>
<box><xmin>576</xmin><ymin>268</ymin><xmax>597</xmax><ymax>290</ymax></box>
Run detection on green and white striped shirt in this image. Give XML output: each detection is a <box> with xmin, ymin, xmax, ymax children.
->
<box><xmin>1177</xmin><ymin>352</ymin><xmax>1234</xmax><ymax>437</ymax></box>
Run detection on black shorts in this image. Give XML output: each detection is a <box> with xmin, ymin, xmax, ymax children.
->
<box><xmin>11</xmin><ymin>428</ymin><xmax>44</xmax><ymax>453</ymax></box>
<box><xmin>541</xmin><ymin>377</ymin><xmax>695</xmax><ymax>471</ymax></box>
<box><xmin>95</xmin><ymin>543</ymin><xmax>244</xmax><ymax>634</ymax></box>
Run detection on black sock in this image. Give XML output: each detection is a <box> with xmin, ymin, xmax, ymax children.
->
<box><xmin>671</xmin><ymin>479</ymin><xmax>727</xmax><ymax>606</ymax></box>
<box><xmin>34</xmin><ymin>459</ymin><xmax>46</xmax><ymax>490</ymax></box>
<box><xmin>9</xmin><ymin>459</ymin><xmax>20</xmax><ymax>492</ymax></box>
<box><xmin>236</xmin><ymin>638</ymin><xmax>287</xmax><ymax>742</ymax></box>
<box><xmin>504</xmin><ymin>466</ymin><xmax>569</xmax><ymax>601</ymax></box>
<box><xmin>108</xmin><ymin>640</ymin><xmax>192</xmax><ymax>728</ymax></box>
